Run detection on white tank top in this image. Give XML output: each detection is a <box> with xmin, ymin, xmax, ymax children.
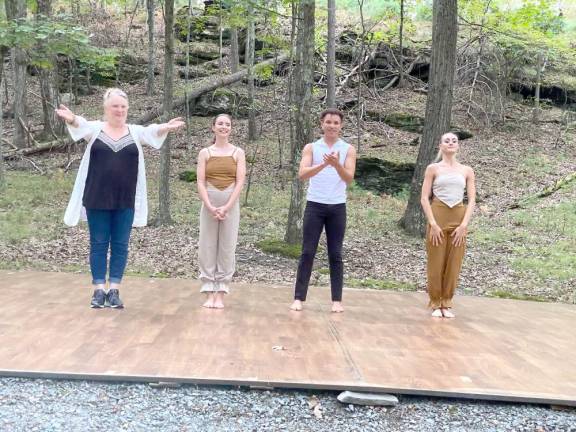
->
<box><xmin>433</xmin><ymin>172</ymin><xmax>466</xmax><ymax>207</ymax></box>
<box><xmin>306</xmin><ymin>138</ymin><xmax>350</xmax><ymax>204</ymax></box>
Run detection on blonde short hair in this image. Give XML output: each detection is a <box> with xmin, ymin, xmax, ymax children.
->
<box><xmin>103</xmin><ymin>88</ymin><xmax>128</xmax><ymax>106</ymax></box>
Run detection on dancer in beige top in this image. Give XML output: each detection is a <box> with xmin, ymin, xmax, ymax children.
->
<box><xmin>421</xmin><ymin>132</ymin><xmax>476</xmax><ymax>318</ymax></box>
<box><xmin>196</xmin><ymin>114</ymin><xmax>246</xmax><ymax>309</ymax></box>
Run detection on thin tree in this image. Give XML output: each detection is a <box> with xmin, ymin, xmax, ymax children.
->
<box><xmin>533</xmin><ymin>51</ymin><xmax>547</xmax><ymax>123</ymax></box>
<box><xmin>397</xmin><ymin>0</ymin><xmax>404</xmax><ymax>86</ymax></box>
<box><xmin>356</xmin><ymin>0</ymin><xmax>366</xmax><ymax>152</ymax></box>
<box><xmin>6</xmin><ymin>0</ymin><xmax>27</xmax><ymax>148</ymax></box>
<box><xmin>146</xmin><ymin>0</ymin><xmax>155</xmax><ymax>95</ymax></box>
<box><xmin>401</xmin><ymin>0</ymin><xmax>458</xmax><ymax>236</ymax></box>
<box><xmin>285</xmin><ymin>0</ymin><xmax>315</xmax><ymax>244</ymax></box>
<box><xmin>230</xmin><ymin>26</ymin><xmax>240</xmax><ymax>73</ymax></box>
<box><xmin>0</xmin><ymin>44</ymin><xmax>7</xmax><ymax>185</ymax></box>
<box><xmin>0</xmin><ymin>45</ymin><xmax>6</xmax><ymax>87</ymax></box>
<box><xmin>326</xmin><ymin>0</ymin><xmax>336</xmax><ymax>107</ymax></box>
<box><xmin>218</xmin><ymin>0</ymin><xmax>223</xmax><ymax>73</ymax></box>
<box><xmin>37</xmin><ymin>0</ymin><xmax>62</xmax><ymax>139</ymax></box>
<box><xmin>0</xmin><ymin>79</ymin><xmax>5</xmax><ymax>191</ymax></box>
<box><xmin>184</xmin><ymin>0</ymin><xmax>192</xmax><ymax>140</ymax></box>
<box><xmin>156</xmin><ymin>0</ymin><xmax>175</xmax><ymax>225</ymax></box>
<box><xmin>246</xmin><ymin>5</ymin><xmax>257</xmax><ymax>141</ymax></box>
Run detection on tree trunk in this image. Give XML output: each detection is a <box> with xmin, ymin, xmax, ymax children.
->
<box><xmin>356</xmin><ymin>0</ymin><xmax>365</xmax><ymax>152</ymax></box>
<box><xmin>284</xmin><ymin>0</ymin><xmax>315</xmax><ymax>245</ymax></box>
<box><xmin>230</xmin><ymin>28</ymin><xmax>240</xmax><ymax>73</ymax></box>
<box><xmin>38</xmin><ymin>69</ymin><xmax>60</xmax><ymax>139</ymax></box>
<box><xmin>7</xmin><ymin>0</ymin><xmax>27</xmax><ymax>148</ymax></box>
<box><xmin>246</xmin><ymin>7</ymin><xmax>257</xmax><ymax>141</ymax></box>
<box><xmin>218</xmin><ymin>2</ymin><xmax>223</xmax><ymax>73</ymax></box>
<box><xmin>156</xmin><ymin>0</ymin><xmax>175</xmax><ymax>225</ymax></box>
<box><xmin>533</xmin><ymin>52</ymin><xmax>547</xmax><ymax>123</ymax></box>
<box><xmin>146</xmin><ymin>0</ymin><xmax>155</xmax><ymax>95</ymax></box>
<box><xmin>184</xmin><ymin>0</ymin><xmax>192</xmax><ymax>138</ymax></box>
<box><xmin>398</xmin><ymin>0</ymin><xmax>404</xmax><ymax>87</ymax></box>
<box><xmin>0</xmin><ymin>47</ymin><xmax>6</xmax><ymax>90</ymax></box>
<box><xmin>0</xmin><ymin>76</ymin><xmax>5</xmax><ymax>191</ymax></box>
<box><xmin>37</xmin><ymin>0</ymin><xmax>62</xmax><ymax>139</ymax></box>
<box><xmin>401</xmin><ymin>0</ymin><xmax>458</xmax><ymax>236</ymax></box>
<box><xmin>326</xmin><ymin>0</ymin><xmax>336</xmax><ymax>108</ymax></box>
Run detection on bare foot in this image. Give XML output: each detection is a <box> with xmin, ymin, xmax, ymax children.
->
<box><xmin>431</xmin><ymin>308</ymin><xmax>443</xmax><ymax>318</ymax></box>
<box><xmin>202</xmin><ymin>293</ymin><xmax>215</xmax><ymax>308</ymax></box>
<box><xmin>213</xmin><ymin>292</ymin><xmax>225</xmax><ymax>309</ymax></box>
<box><xmin>441</xmin><ymin>308</ymin><xmax>455</xmax><ymax>318</ymax></box>
<box><xmin>331</xmin><ymin>302</ymin><xmax>344</xmax><ymax>313</ymax></box>
<box><xmin>290</xmin><ymin>300</ymin><xmax>303</xmax><ymax>311</ymax></box>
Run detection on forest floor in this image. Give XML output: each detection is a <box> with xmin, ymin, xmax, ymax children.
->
<box><xmin>2</xmin><ymin>10</ymin><xmax>575</xmax><ymax>304</ymax></box>
<box><xmin>1</xmin><ymin>72</ymin><xmax>575</xmax><ymax>304</ymax></box>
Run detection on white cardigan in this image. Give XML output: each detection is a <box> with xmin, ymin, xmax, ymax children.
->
<box><xmin>64</xmin><ymin>116</ymin><xmax>167</xmax><ymax>227</ymax></box>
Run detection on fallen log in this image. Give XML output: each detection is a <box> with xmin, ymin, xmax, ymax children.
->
<box><xmin>3</xmin><ymin>138</ymin><xmax>73</xmax><ymax>160</ymax></box>
<box><xmin>536</xmin><ymin>171</ymin><xmax>576</xmax><ymax>198</ymax></box>
<box><xmin>509</xmin><ymin>171</ymin><xmax>576</xmax><ymax>209</ymax></box>
<box><xmin>136</xmin><ymin>54</ymin><xmax>289</xmax><ymax>125</ymax></box>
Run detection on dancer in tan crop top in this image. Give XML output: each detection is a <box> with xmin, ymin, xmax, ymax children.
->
<box><xmin>421</xmin><ymin>132</ymin><xmax>476</xmax><ymax>318</ymax></box>
<box><xmin>196</xmin><ymin>114</ymin><xmax>246</xmax><ymax>308</ymax></box>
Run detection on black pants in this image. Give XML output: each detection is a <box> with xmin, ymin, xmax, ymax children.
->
<box><xmin>294</xmin><ymin>201</ymin><xmax>347</xmax><ymax>302</ymax></box>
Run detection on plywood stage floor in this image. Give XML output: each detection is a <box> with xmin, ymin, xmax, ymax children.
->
<box><xmin>0</xmin><ymin>271</ymin><xmax>575</xmax><ymax>406</ymax></box>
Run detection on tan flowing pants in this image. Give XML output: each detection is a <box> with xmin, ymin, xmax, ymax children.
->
<box><xmin>426</xmin><ymin>199</ymin><xmax>467</xmax><ymax>309</ymax></box>
<box><xmin>198</xmin><ymin>184</ymin><xmax>240</xmax><ymax>293</ymax></box>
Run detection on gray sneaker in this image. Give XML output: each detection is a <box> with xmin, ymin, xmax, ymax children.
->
<box><xmin>107</xmin><ymin>289</ymin><xmax>124</xmax><ymax>309</ymax></box>
<box><xmin>90</xmin><ymin>289</ymin><xmax>106</xmax><ymax>308</ymax></box>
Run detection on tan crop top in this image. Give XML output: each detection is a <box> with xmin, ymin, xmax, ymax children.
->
<box><xmin>205</xmin><ymin>147</ymin><xmax>238</xmax><ymax>190</ymax></box>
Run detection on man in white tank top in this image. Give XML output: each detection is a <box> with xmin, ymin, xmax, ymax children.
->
<box><xmin>290</xmin><ymin>109</ymin><xmax>357</xmax><ymax>313</ymax></box>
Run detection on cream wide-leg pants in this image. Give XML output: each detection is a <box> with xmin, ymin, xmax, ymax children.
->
<box><xmin>198</xmin><ymin>184</ymin><xmax>240</xmax><ymax>293</ymax></box>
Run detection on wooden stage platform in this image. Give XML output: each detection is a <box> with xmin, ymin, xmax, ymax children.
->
<box><xmin>0</xmin><ymin>271</ymin><xmax>575</xmax><ymax>406</ymax></box>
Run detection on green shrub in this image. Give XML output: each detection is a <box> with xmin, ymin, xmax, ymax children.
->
<box><xmin>256</xmin><ymin>239</ymin><xmax>301</xmax><ymax>259</ymax></box>
<box><xmin>179</xmin><ymin>170</ymin><xmax>197</xmax><ymax>183</ymax></box>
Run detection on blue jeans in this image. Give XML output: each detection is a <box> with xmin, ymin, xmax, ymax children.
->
<box><xmin>86</xmin><ymin>209</ymin><xmax>135</xmax><ymax>285</ymax></box>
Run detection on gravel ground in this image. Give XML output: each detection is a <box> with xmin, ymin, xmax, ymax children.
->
<box><xmin>1</xmin><ymin>378</ymin><xmax>575</xmax><ymax>432</ymax></box>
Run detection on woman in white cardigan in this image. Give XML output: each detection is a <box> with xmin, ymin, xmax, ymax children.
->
<box><xmin>55</xmin><ymin>88</ymin><xmax>184</xmax><ymax>309</ymax></box>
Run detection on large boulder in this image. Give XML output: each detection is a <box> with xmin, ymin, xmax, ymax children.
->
<box><xmin>365</xmin><ymin>111</ymin><xmax>473</xmax><ymax>140</ymax></box>
<box><xmin>56</xmin><ymin>52</ymin><xmax>147</xmax><ymax>90</ymax></box>
<box><xmin>176</xmin><ymin>41</ymin><xmax>223</xmax><ymax>64</ymax></box>
<box><xmin>190</xmin><ymin>88</ymin><xmax>250</xmax><ymax>118</ymax></box>
<box><xmin>355</xmin><ymin>157</ymin><xmax>415</xmax><ymax>196</ymax></box>
<box><xmin>174</xmin><ymin>6</ymin><xmax>230</xmax><ymax>43</ymax></box>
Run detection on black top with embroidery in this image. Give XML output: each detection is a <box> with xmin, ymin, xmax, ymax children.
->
<box><xmin>83</xmin><ymin>131</ymin><xmax>139</xmax><ymax>209</ymax></box>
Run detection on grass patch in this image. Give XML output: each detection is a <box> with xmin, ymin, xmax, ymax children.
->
<box><xmin>473</xmin><ymin>187</ymin><xmax>576</xmax><ymax>289</ymax></box>
<box><xmin>518</xmin><ymin>152</ymin><xmax>557</xmax><ymax>177</ymax></box>
<box><xmin>471</xmin><ymin>226</ymin><xmax>517</xmax><ymax>245</ymax></box>
<box><xmin>256</xmin><ymin>238</ymin><xmax>301</xmax><ymax>259</ymax></box>
<box><xmin>510</xmin><ymin>200</ymin><xmax>576</xmax><ymax>283</ymax></box>
<box><xmin>512</xmin><ymin>241</ymin><xmax>576</xmax><ymax>281</ymax></box>
<box><xmin>317</xmin><ymin>267</ymin><xmax>330</xmax><ymax>275</ymax></box>
<box><xmin>347</xmin><ymin>277</ymin><xmax>416</xmax><ymax>291</ymax></box>
<box><xmin>487</xmin><ymin>290</ymin><xmax>548</xmax><ymax>302</ymax></box>
<box><xmin>125</xmin><ymin>268</ymin><xmax>172</xmax><ymax>278</ymax></box>
<box><xmin>0</xmin><ymin>172</ymin><xmax>72</xmax><ymax>244</ymax></box>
